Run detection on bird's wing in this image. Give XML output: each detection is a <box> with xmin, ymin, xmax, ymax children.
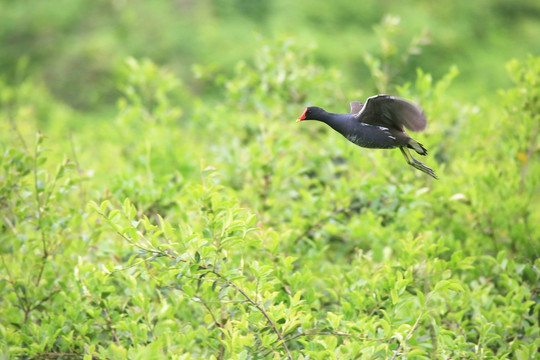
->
<box><xmin>349</xmin><ymin>101</ymin><xmax>364</xmax><ymax>115</ymax></box>
<box><xmin>355</xmin><ymin>95</ymin><xmax>426</xmax><ymax>132</ymax></box>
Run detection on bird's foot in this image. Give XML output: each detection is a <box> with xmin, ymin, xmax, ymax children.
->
<box><xmin>410</xmin><ymin>158</ymin><xmax>438</xmax><ymax>179</ymax></box>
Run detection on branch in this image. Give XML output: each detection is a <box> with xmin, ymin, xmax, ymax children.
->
<box><xmin>196</xmin><ymin>295</ymin><xmax>223</xmax><ymax>329</ymax></box>
<box><xmin>103</xmin><ymin>304</ymin><xmax>121</xmax><ymax>345</ymax></box>
<box><xmin>389</xmin><ymin>309</ymin><xmax>424</xmax><ymax>360</ymax></box>
<box><xmin>29</xmin><ymin>289</ymin><xmax>60</xmax><ymax>312</ymax></box>
<box><xmin>0</xmin><ymin>253</ymin><xmax>31</xmax><ymax>323</ymax></box>
<box><xmin>3</xmin><ymin>215</ymin><xmax>18</xmax><ymax>234</ymax></box>
<box><xmin>29</xmin><ymin>352</ymin><xmax>101</xmax><ymax>360</ymax></box>
<box><xmin>212</xmin><ymin>270</ymin><xmax>293</xmax><ymax>360</ymax></box>
<box><xmin>80</xmin><ymin>285</ymin><xmax>120</xmax><ymax>345</ymax></box>
<box><xmin>285</xmin><ymin>330</ymin><xmax>381</xmax><ymax>342</ymax></box>
<box><xmin>97</xmin><ymin>208</ymin><xmax>291</xmax><ymax>358</ymax></box>
<box><xmin>262</xmin><ymin>329</ymin><xmax>386</xmax><ymax>358</ymax></box>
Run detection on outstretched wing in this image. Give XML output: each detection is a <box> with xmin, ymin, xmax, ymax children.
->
<box><xmin>349</xmin><ymin>101</ymin><xmax>364</xmax><ymax>115</ymax></box>
<box><xmin>354</xmin><ymin>95</ymin><xmax>426</xmax><ymax>132</ymax></box>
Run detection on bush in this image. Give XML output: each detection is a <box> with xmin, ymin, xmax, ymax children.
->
<box><xmin>1</xmin><ymin>39</ymin><xmax>539</xmax><ymax>359</ymax></box>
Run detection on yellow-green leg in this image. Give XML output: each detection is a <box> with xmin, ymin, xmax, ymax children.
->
<box><xmin>400</xmin><ymin>147</ymin><xmax>438</xmax><ymax>179</ymax></box>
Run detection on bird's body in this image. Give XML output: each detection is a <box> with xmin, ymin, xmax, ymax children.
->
<box><xmin>303</xmin><ymin>108</ymin><xmax>414</xmax><ymax>149</ymax></box>
<box><xmin>297</xmin><ymin>95</ymin><xmax>437</xmax><ymax>179</ymax></box>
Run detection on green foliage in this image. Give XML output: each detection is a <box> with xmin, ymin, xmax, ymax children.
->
<box><xmin>222</xmin><ymin>38</ymin><xmax>346</xmax><ymax>112</ymax></box>
<box><xmin>1</xmin><ymin>16</ymin><xmax>540</xmax><ymax>360</ymax></box>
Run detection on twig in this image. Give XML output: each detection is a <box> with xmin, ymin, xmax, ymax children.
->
<box><xmin>32</xmin><ymin>133</ymin><xmax>48</xmax><ymax>287</ymax></box>
<box><xmin>197</xmin><ymin>295</ymin><xmax>223</xmax><ymax>329</ymax></box>
<box><xmin>29</xmin><ymin>353</ymin><xmax>80</xmax><ymax>359</ymax></box>
<box><xmin>262</xmin><ymin>330</ymin><xmax>386</xmax><ymax>358</ymax></box>
<box><xmin>80</xmin><ymin>284</ymin><xmax>120</xmax><ymax>345</ymax></box>
<box><xmin>212</xmin><ymin>270</ymin><xmax>293</xmax><ymax>360</ymax></box>
<box><xmin>3</xmin><ymin>214</ymin><xmax>18</xmax><ymax>234</ymax></box>
<box><xmin>29</xmin><ymin>289</ymin><xmax>60</xmax><ymax>312</ymax></box>
<box><xmin>103</xmin><ymin>305</ymin><xmax>120</xmax><ymax>345</ymax></box>
<box><xmin>218</xmin><ymin>283</ymin><xmax>226</xmax><ymax>360</ymax></box>
<box><xmin>283</xmin><ymin>330</ymin><xmax>382</xmax><ymax>344</ymax></box>
<box><xmin>95</xmin><ymin>206</ymin><xmax>212</xmax><ymax>272</ymax></box>
<box><xmin>29</xmin><ymin>352</ymin><xmax>101</xmax><ymax>360</ymax></box>
<box><xmin>389</xmin><ymin>309</ymin><xmax>425</xmax><ymax>360</ymax></box>
<box><xmin>109</xmin><ymin>255</ymin><xmax>159</xmax><ymax>273</ymax></box>
<box><xmin>1</xmin><ymin>253</ymin><xmax>30</xmax><ymax>323</ymax></box>
<box><xmin>197</xmin><ymin>294</ymin><xmax>226</xmax><ymax>359</ymax></box>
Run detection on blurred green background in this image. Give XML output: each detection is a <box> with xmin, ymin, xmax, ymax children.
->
<box><xmin>2</xmin><ymin>0</ymin><xmax>540</xmax><ymax>110</ymax></box>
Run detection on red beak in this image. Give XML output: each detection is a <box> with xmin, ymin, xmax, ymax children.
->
<box><xmin>296</xmin><ymin>108</ymin><xmax>308</xmax><ymax>122</ymax></box>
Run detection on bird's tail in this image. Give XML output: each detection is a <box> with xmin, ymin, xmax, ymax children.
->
<box><xmin>407</xmin><ymin>139</ymin><xmax>427</xmax><ymax>156</ymax></box>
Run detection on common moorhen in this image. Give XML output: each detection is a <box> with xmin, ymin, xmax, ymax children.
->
<box><xmin>297</xmin><ymin>95</ymin><xmax>437</xmax><ymax>179</ymax></box>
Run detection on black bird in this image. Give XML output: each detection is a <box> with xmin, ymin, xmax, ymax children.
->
<box><xmin>296</xmin><ymin>95</ymin><xmax>438</xmax><ymax>179</ymax></box>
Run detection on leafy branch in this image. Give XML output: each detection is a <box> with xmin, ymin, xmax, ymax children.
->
<box><xmin>92</xmin><ymin>201</ymin><xmax>293</xmax><ymax>359</ymax></box>
<box><xmin>389</xmin><ymin>308</ymin><xmax>425</xmax><ymax>360</ymax></box>
<box><xmin>211</xmin><ymin>270</ymin><xmax>293</xmax><ymax>359</ymax></box>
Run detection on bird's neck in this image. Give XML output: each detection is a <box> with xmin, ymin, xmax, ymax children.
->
<box><xmin>316</xmin><ymin>112</ymin><xmax>353</xmax><ymax>135</ymax></box>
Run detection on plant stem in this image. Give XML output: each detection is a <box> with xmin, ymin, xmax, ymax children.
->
<box><xmin>33</xmin><ymin>134</ymin><xmax>48</xmax><ymax>287</ymax></box>
<box><xmin>212</xmin><ymin>270</ymin><xmax>293</xmax><ymax>360</ymax></box>
<box><xmin>389</xmin><ymin>308</ymin><xmax>425</xmax><ymax>360</ymax></box>
<box><xmin>1</xmin><ymin>253</ymin><xmax>31</xmax><ymax>323</ymax></box>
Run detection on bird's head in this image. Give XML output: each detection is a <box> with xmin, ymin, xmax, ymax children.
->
<box><xmin>296</xmin><ymin>106</ymin><xmax>326</xmax><ymax>122</ymax></box>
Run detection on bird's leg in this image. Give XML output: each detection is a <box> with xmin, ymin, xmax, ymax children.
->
<box><xmin>400</xmin><ymin>147</ymin><xmax>438</xmax><ymax>179</ymax></box>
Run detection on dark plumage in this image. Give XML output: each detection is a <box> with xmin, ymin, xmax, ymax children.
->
<box><xmin>296</xmin><ymin>95</ymin><xmax>437</xmax><ymax>179</ymax></box>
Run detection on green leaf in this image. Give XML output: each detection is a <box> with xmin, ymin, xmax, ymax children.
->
<box><xmin>390</xmin><ymin>288</ymin><xmax>399</xmax><ymax>305</ymax></box>
<box><xmin>100</xmin><ymin>200</ymin><xmax>110</xmax><ymax>214</ymax></box>
<box><xmin>327</xmin><ymin>312</ymin><xmax>342</xmax><ymax>330</ymax></box>
<box><xmin>108</xmin><ymin>209</ymin><xmax>121</xmax><ymax>220</ymax></box>
<box><xmin>434</xmin><ymin>280</ymin><xmax>464</xmax><ymax>293</ymax></box>
<box><xmin>183</xmin><ymin>284</ymin><xmax>195</xmax><ymax>298</ymax></box>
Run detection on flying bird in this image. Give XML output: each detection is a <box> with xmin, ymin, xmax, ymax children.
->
<box><xmin>296</xmin><ymin>95</ymin><xmax>437</xmax><ymax>179</ymax></box>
